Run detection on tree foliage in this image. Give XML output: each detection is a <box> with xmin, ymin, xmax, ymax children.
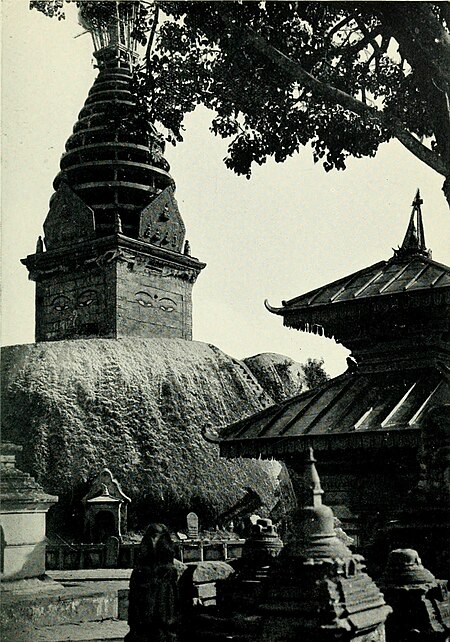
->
<box><xmin>30</xmin><ymin>1</ymin><xmax>450</xmax><ymax>202</ymax></box>
<box><xmin>301</xmin><ymin>357</ymin><xmax>329</xmax><ymax>390</ymax></box>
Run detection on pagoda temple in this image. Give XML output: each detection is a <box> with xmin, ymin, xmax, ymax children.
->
<box><xmin>213</xmin><ymin>192</ymin><xmax>450</xmax><ymax>576</ymax></box>
<box><xmin>22</xmin><ymin>3</ymin><xmax>205</xmax><ymax>342</ymax></box>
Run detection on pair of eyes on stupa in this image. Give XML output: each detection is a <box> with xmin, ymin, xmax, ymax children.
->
<box><xmin>135</xmin><ymin>291</ymin><xmax>176</xmax><ymax>312</ymax></box>
<box><xmin>52</xmin><ymin>291</ymin><xmax>96</xmax><ymax>311</ymax></box>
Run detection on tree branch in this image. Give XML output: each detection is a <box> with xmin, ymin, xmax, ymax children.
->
<box><xmin>325</xmin><ymin>15</ymin><xmax>355</xmax><ymax>41</ymax></box>
<box><xmin>146</xmin><ymin>3</ymin><xmax>159</xmax><ymax>74</ymax></box>
<box><xmin>338</xmin><ymin>26</ymin><xmax>383</xmax><ymax>60</ymax></box>
<box><xmin>217</xmin><ymin>7</ymin><xmax>449</xmax><ymax>178</ymax></box>
<box><xmin>376</xmin><ymin>3</ymin><xmax>450</xmax><ymax>90</ymax></box>
<box><xmin>375</xmin><ymin>3</ymin><xmax>450</xmax><ymax>166</ymax></box>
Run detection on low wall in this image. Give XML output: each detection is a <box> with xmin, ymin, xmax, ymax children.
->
<box><xmin>117</xmin><ymin>560</ymin><xmax>236</xmax><ymax>618</ymax></box>
<box><xmin>46</xmin><ymin>539</ymin><xmax>244</xmax><ymax>571</ymax></box>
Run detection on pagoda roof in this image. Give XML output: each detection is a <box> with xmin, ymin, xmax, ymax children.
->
<box><xmin>266</xmin><ymin>190</ymin><xmax>450</xmax><ymax>322</ymax></box>
<box><xmin>215</xmin><ymin>363</ymin><xmax>450</xmax><ymax>458</ymax></box>
<box><xmin>266</xmin><ymin>254</ymin><xmax>450</xmax><ymax>317</ymax></box>
<box><xmin>214</xmin><ymin>192</ymin><xmax>450</xmax><ymax>459</ymax></box>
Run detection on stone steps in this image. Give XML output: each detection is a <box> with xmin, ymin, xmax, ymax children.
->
<box><xmin>2</xmin><ymin>619</ymin><xmax>129</xmax><ymax>642</ymax></box>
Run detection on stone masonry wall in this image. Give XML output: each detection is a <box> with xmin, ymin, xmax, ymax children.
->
<box><xmin>35</xmin><ymin>263</ymin><xmax>116</xmax><ymax>341</ymax></box>
<box><xmin>116</xmin><ymin>260</ymin><xmax>193</xmax><ymax>340</ymax></box>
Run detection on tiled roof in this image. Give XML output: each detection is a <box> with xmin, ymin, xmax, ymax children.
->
<box><xmin>267</xmin><ymin>255</ymin><xmax>450</xmax><ymax>316</ymax></box>
<box><xmin>218</xmin><ymin>364</ymin><xmax>450</xmax><ymax>457</ymax></box>
<box><xmin>266</xmin><ymin>191</ymin><xmax>450</xmax><ymax>317</ymax></box>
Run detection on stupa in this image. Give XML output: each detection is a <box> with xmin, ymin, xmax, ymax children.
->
<box><xmin>380</xmin><ymin>548</ymin><xmax>450</xmax><ymax>640</ymax></box>
<box><xmin>3</xmin><ymin>1</ymin><xmax>294</xmax><ymax>532</ymax></box>
<box><xmin>258</xmin><ymin>449</ymin><xmax>391</xmax><ymax>641</ymax></box>
<box><xmin>22</xmin><ymin>2</ymin><xmax>205</xmax><ymax>342</ymax></box>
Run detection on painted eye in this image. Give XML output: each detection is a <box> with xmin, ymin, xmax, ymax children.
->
<box><xmin>135</xmin><ymin>291</ymin><xmax>154</xmax><ymax>307</ymax></box>
<box><xmin>78</xmin><ymin>290</ymin><xmax>96</xmax><ymax>308</ymax></box>
<box><xmin>159</xmin><ymin>298</ymin><xmax>176</xmax><ymax>312</ymax></box>
<box><xmin>52</xmin><ymin>295</ymin><xmax>71</xmax><ymax>311</ymax></box>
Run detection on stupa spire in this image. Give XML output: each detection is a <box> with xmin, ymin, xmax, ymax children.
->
<box><xmin>21</xmin><ymin>2</ymin><xmax>205</xmax><ymax>343</ymax></box>
<box><xmin>304</xmin><ymin>447</ymin><xmax>324</xmax><ymax>508</ymax></box>
<box><xmin>78</xmin><ymin>0</ymin><xmax>141</xmax><ymax>69</ymax></box>
<box><xmin>397</xmin><ymin>189</ymin><xmax>430</xmax><ymax>259</ymax></box>
<box><xmin>285</xmin><ymin>448</ymin><xmax>352</xmax><ymax>561</ymax></box>
<box><xmin>257</xmin><ymin>449</ymin><xmax>392</xmax><ymax>640</ymax></box>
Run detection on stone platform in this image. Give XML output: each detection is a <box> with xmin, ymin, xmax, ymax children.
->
<box><xmin>1</xmin><ymin>563</ymin><xmax>235</xmax><ymax>641</ymax></box>
<box><xmin>1</xmin><ymin>571</ymin><xmax>130</xmax><ymax>642</ymax></box>
<box><xmin>48</xmin><ymin>569</ymin><xmax>132</xmax><ymax>583</ymax></box>
<box><xmin>5</xmin><ymin>620</ymin><xmax>129</xmax><ymax>642</ymax></box>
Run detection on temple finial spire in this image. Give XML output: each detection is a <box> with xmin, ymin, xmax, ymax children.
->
<box><xmin>304</xmin><ymin>447</ymin><xmax>324</xmax><ymax>508</ymax></box>
<box><xmin>396</xmin><ymin>189</ymin><xmax>430</xmax><ymax>259</ymax></box>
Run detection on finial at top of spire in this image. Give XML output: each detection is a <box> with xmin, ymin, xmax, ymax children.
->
<box><xmin>402</xmin><ymin>188</ymin><xmax>426</xmax><ymax>252</ymax></box>
<box><xmin>412</xmin><ymin>188</ymin><xmax>423</xmax><ymax>209</ymax></box>
<box><xmin>79</xmin><ymin>1</ymin><xmax>141</xmax><ymax>69</ymax></box>
<box><xmin>394</xmin><ymin>189</ymin><xmax>431</xmax><ymax>260</ymax></box>
<box><xmin>304</xmin><ymin>447</ymin><xmax>324</xmax><ymax>508</ymax></box>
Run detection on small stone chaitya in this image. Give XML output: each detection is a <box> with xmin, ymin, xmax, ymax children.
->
<box><xmin>380</xmin><ymin>549</ymin><xmax>450</xmax><ymax>641</ymax></box>
<box><xmin>258</xmin><ymin>449</ymin><xmax>391</xmax><ymax>641</ymax></box>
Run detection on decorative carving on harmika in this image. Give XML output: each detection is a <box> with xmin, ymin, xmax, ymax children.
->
<box><xmin>162</xmin><ymin>266</ymin><xmax>198</xmax><ymax>283</ymax></box>
<box><xmin>139</xmin><ymin>187</ymin><xmax>186</xmax><ymax>252</ymax></box>
<box><xmin>43</xmin><ymin>182</ymin><xmax>95</xmax><ymax>251</ymax></box>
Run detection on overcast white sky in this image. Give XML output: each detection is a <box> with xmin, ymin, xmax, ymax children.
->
<box><xmin>2</xmin><ymin>1</ymin><xmax>449</xmax><ymax>377</ymax></box>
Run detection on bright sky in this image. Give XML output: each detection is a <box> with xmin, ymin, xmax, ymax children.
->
<box><xmin>2</xmin><ymin>1</ymin><xmax>449</xmax><ymax>377</ymax></box>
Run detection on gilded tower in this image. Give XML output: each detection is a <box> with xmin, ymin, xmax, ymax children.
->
<box><xmin>22</xmin><ymin>3</ymin><xmax>205</xmax><ymax>342</ymax></box>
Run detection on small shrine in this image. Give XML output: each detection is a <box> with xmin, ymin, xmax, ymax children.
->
<box><xmin>0</xmin><ymin>442</ymin><xmax>58</xmax><ymax>580</ymax></box>
<box><xmin>217</xmin><ymin>517</ymin><xmax>284</xmax><ymax>616</ymax></box>
<box><xmin>21</xmin><ymin>1</ymin><xmax>205</xmax><ymax>342</ymax></box>
<box><xmin>187</xmin><ymin>449</ymin><xmax>390</xmax><ymax>641</ymax></box>
<box><xmin>82</xmin><ymin>468</ymin><xmax>130</xmax><ymax>543</ymax></box>
<box><xmin>258</xmin><ymin>450</ymin><xmax>391</xmax><ymax>641</ymax></box>
<box><xmin>212</xmin><ymin>192</ymin><xmax>450</xmax><ymax>575</ymax></box>
<box><xmin>380</xmin><ymin>549</ymin><xmax>450</xmax><ymax>640</ymax></box>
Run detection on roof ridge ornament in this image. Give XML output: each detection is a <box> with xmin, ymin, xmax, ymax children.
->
<box><xmin>394</xmin><ymin>189</ymin><xmax>431</xmax><ymax>260</ymax></box>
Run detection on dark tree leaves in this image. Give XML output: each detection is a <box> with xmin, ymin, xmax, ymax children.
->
<box><xmin>29</xmin><ymin>1</ymin><xmax>450</xmax><ymax>200</ymax></box>
<box><xmin>301</xmin><ymin>357</ymin><xmax>330</xmax><ymax>390</ymax></box>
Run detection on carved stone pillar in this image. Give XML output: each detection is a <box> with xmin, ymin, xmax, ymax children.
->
<box><xmin>0</xmin><ymin>443</ymin><xmax>58</xmax><ymax>580</ymax></box>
